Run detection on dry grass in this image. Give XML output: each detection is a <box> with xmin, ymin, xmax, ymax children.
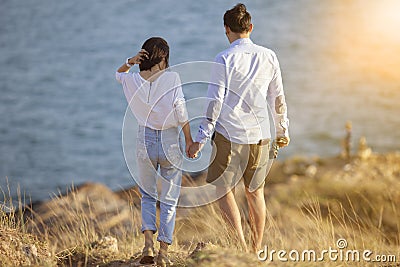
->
<box><xmin>0</xmin><ymin>183</ymin><xmax>55</xmax><ymax>266</ymax></box>
<box><xmin>1</xmin><ymin>153</ymin><xmax>399</xmax><ymax>266</ymax></box>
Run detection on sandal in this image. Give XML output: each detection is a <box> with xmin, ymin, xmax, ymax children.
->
<box><xmin>156</xmin><ymin>252</ymin><xmax>173</xmax><ymax>267</ymax></box>
<box><xmin>139</xmin><ymin>246</ymin><xmax>155</xmax><ymax>265</ymax></box>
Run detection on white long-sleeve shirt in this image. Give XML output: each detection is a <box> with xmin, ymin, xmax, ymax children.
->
<box><xmin>116</xmin><ymin>71</ymin><xmax>188</xmax><ymax>130</ymax></box>
<box><xmin>195</xmin><ymin>38</ymin><xmax>289</xmax><ymax>144</ymax></box>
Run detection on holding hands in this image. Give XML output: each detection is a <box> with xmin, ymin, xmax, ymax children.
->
<box><xmin>181</xmin><ymin>122</ymin><xmax>202</xmax><ymax>159</ymax></box>
<box><xmin>184</xmin><ymin>139</ymin><xmax>203</xmax><ymax>159</ymax></box>
<box><xmin>184</xmin><ymin>139</ymin><xmax>194</xmax><ymax>158</ymax></box>
<box><xmin>187</xmin><ymin>142</ymin><xmax>204</xmax><ymax>159</ymax></box>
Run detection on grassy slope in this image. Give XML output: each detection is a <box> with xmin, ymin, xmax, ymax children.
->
<box><xmin>1</xmin><ymin>152</ymin><xmax>399</xmax><ymax>266</ymax></box>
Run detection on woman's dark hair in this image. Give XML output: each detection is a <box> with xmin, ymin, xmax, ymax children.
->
<box><xmin>139</xmin><ymin>37</ymin><xmax>169</xmax><ymax>71</ymax></box>
<box><xmin>223</xmin><ymin>3</ymin><xmax>252</xmax><ymax>33</ymax></box>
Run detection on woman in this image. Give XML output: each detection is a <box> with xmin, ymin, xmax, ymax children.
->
<box><xmin>116</xmin><ymin>37</ymin><xmax>192</xmax><ymax>266</ymax></box>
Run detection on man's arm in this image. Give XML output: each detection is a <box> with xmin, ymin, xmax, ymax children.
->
<box><xmin>189</xmin><ymin>57</ymin><xmax>226</xmax><ymax>157</ymax></box>
<box><xmin>196</xmin><ymin>57</ymin><xmax>226</xmax><ymax>143</ymax></box>
<box><xmin>267</xmin><ymin>52</ymin><xmax>290</xmax><ymax>148</ymax></box>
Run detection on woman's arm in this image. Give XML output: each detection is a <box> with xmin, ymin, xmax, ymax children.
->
<box><xmin>181</xmin><ymin>121</ymin><xmax>194</xmax><ymax>158</ymax></box>
<box><xmin>117</xmin><ymin>49</ymin><xmax>149</xmax><ymax>73</ymax></box>
<box><xmin>172</xmin><ymin>73</ymin><xmax>193</xmax><ymax>157</ymax></box>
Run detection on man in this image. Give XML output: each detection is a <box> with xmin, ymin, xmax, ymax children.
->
<box><xmin>189</xmin><ymin>3</ymin><xmax>290</xmax><ymax>252</ymax></box>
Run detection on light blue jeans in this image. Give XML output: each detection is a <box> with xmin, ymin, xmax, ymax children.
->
<box><xmin>136</xmin><ymin>126</ymin><xmax>182</xmax><ymax>244</ymax></box>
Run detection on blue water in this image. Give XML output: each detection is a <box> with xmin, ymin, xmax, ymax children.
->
<box><xmin>1</xmin><ymin>0</ymin><xmax>399</xmax><ymax>202</ymax></box>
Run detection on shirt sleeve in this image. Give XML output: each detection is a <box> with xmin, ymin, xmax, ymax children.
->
<box><xmin>115</xmin><ymin>71</ymin><xmax>132</xmax><ymax>84</ymax></box>
<box><xmin>173</xmin><ymin>73</ymin><xmax>189</xmax><ymax>124</ymax></box>
<box><xmin>115</xmin><ymin>71</ymin><xmax>127</xmax><ymax>84</ymax></box>
<box><xmin>195</xmin><ymin>55</ymin><xmax>226</xmax><ymax>144</ymax></box>
<box><xmin>266</xmin><ymin>52</ymin><xmax>289</xmax><ymax>138</ymax></box>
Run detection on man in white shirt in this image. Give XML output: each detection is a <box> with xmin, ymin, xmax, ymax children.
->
<box><xmin>189</xmin><ymin>3</ymin><xmax>290</xmax><ymax>252</ymax></box>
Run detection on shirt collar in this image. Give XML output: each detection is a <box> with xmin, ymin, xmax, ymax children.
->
<box><xmin>230</xmin><ymin>38</ymin><xmax>253</xmax><ymax>47</ymax></box>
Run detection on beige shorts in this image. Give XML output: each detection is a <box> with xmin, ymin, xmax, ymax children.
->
<box><xmin>206</xmin><ymin>132</ymin><xmax>271</xmax><ymax>190</ymax></box>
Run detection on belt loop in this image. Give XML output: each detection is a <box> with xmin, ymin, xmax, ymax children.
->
<box><xmin>258</xmin><ymin>139</ymin><xmax>270</xmax><ymax>146</ymax></box>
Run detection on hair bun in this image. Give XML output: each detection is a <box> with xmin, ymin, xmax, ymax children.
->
<box><xmin>224</xmin><ymin>3</ymin><xmax>251</xmax><ymax>33</ymax></box>
<box><xmin>235</xmin><ymin>3</ymin><xmax>247</xmax><ymax>13</ymax></box>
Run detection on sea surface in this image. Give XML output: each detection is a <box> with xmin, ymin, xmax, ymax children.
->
<box><xmin>1</xmin><ymin>0</ymin><xmax>399</xmax><ymax>203</ymax></box>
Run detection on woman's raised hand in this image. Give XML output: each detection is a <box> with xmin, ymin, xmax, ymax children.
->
<box><xmin>128</xmin><ymin>49</ymin><xmax>149</xmax><ymax>65</ymax></box>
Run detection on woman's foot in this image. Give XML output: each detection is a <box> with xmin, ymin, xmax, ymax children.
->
<box><xmin>139</xmin><ymin>246</ymin><xmax>155</xmax><ymax>265</ymax></box>
<box><xmin>156</xmin><ymin>252</ymin><xmax>172</xmax><ymax>267</ymax></box>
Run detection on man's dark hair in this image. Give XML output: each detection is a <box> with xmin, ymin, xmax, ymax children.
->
<box><xmin>140</xmin><ymin>37</ymin><xmax>169</xmax><ymax>71</ymax></box>
<box><xmin>223</xmin><ymin>3</ymin><xmax>252</xmax><ymax>33</ymax></box>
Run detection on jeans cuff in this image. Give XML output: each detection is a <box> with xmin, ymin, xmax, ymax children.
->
<box><xmin>157</xmin><ymin>235</ymin><xmax>172</xmax><ymax>245</ymax></box>
<box><xmin>141</xmin><ymin>226</ymin><xmax>157</xmax><ymax>234</ymax></box>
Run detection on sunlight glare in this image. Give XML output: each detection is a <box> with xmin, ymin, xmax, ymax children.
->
<box><xmin>370</xmin><ymin>0</ymin><xmax>400</xmax><ymax>42</ymax></box>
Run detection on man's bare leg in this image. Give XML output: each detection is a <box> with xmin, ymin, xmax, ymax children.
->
<box><xmin>245</xmin><ymin>186</ymin><xmax>266</xmax><ymax>252</ymax></box>
<box><xmin>216</xmin><ymin>186</ymin><xmax>247</xmax><ymax>251</ymax></box>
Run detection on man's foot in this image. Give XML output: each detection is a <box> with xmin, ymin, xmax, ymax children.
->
<box><xmin>139</xmin><ymin>246</ymin><xmax>155</xmax><ymax>265</ymax></box>
<box><xmin>156</xmin><ymin>252</ymin><xmax>172</xmax><ymax>267</ymax></box>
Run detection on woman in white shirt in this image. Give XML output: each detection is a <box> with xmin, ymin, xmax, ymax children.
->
<box><xmin>116</xmin><ymin>37</ymin><xmax>192</xmax><ymax>266</ymax></box>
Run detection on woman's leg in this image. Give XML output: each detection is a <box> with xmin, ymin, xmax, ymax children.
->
<box><xmin>137</xmin><ymin>162</ymin><xmax>158</xmax><ymax>263</ymax></box>
<box><xmin>137</xmin><ymin>154</ymin><xmax>158</xmax><ymax>241</ymax></box>
<box><xmin>157</xmin><ymin>163</ymin><xmax>181</xmax><ymax>246</ymax></box>
<box><xmin>157</xmin><ymin>130</ymin><xmax>182</xmax><ymax>259</ymax></box>
<box><xmin>136</xmin><ymin>127</ymin><xmax>159</xmax><ymax>262</ymax></box>
<box><xmin>157</xmin><ymin>163</ymin><xmax>181</xmax><ymax>267</ymax></box>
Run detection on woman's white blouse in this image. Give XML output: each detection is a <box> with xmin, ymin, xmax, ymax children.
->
<box><xmin>116</xmin><ymin>71</ymin><xmax>188</xmax><ymax>130</ymax></box>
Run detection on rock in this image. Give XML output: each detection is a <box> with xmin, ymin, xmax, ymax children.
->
<box><xmin>0</xmin><ymin>227</ymin><xmax>54</xmax><ymax>266</ymax></box>
<box><xmin>91</xmin><ymin>236</ymin><xmax>118</xmax><ymax>254</ymax></box>
<box><xmin>305</xmin><ymin>165</ymin><xmax>318</xmax><ymax>178</ymax></box>
<box><xmin>283</xmin><ymin>157</ymin><xmax>317</xmax><ymax>177</ymax></box>
<box><xmin>343</xmin><ymin>163</ymin><xmax>352</xmax><ymax>172</ymax></box>
<box><xmin>27</xmin><ymin>182</ymin><xmax>138</xmax><ymax>238</ymax></box>
<box><xmin>115</xmin><ymin>185</ymin><xmax>141</xmax><ymax>207</ymax></box>
<box><xmin>289</xmin><ymin>175</ymin><xmax>299</xmax><ymax>183</ymax></box>
<box><xmin>358</xmin><ymin>136</ymin><xmax>372</xmax><ymax>160</ymax></box>
<box><xmin>189</xmin><ymin>241</ymin><xmax>217</xmax><ymax>258</ymax></box>
<box><xmin>23</xmin><ymin>244</ymin><xmax>38</xmax><ymax>258</ymax></box>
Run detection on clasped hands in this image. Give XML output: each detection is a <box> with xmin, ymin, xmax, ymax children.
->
<box><xmin>185</xmin><ymin>141</ymin><xmax>203</xmax><ymax>159</ymax></box>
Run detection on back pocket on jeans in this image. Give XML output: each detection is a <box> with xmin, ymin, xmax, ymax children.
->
<box><xmin>167</xmin><ymin>143</ymin><xmax>182</xmax><ymax>166</ymax></box>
